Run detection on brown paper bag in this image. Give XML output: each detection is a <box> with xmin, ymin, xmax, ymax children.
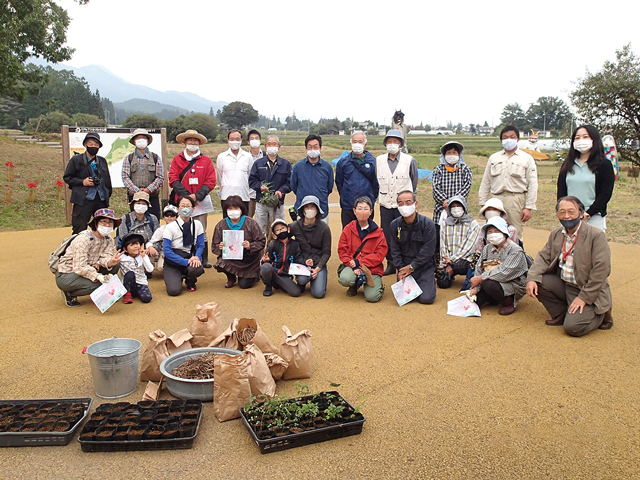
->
<box><xmin>243</xmin><ymin>344</ymin><xmax>276</xmax><ymax>397</ymax></box>
<box><xmin>208</xmin><ymin>318</ymin><xmax>242</xmax><ymax>351</ymax></box>
<box><xmin>142</xmin><ymin>378</ymin><xmax>163</xmax><ymax>401</ymax></box>
<box><xmin>264</xmin><ymin>353</ymin><xmax>289</xmax><ymax>381</ymax></box>
<box><xmin>140</xmin><ymin>330</ymin><xmax>170</xmax><ymax>382</ymax></box>
<box><xmin>279</xmin><ymin>325</ymin><xmax>313</xmax><ymax>380</ymax></box>
<box><xmin>190</xmin><ymin>302</ymin><xmax>226</xmax><ymax>348</ymax></box>
<box><xmin>213</xmin><ymin>352</ymin><xmax>252</xmax><ymax>422</ymax></box>
<box><xmin>236</xmin><ymin>317</ymin><xmax>279</xmax><ymax>355</ymax></box>
<box><xmin>167</xmin><ymin>329</ymin><xmax>193</xmax><ymax>355</ymax></box>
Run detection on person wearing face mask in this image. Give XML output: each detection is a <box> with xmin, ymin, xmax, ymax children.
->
<box><xmin>259</xmin><ymin>219</ymin><xmax>308</xmax><ymax>297</ymax></box>
<box><xmin>55</xmin><ymin>209</ymin><xmax>122</xmax><ymax>306</ymax></box>
<box><xmin>121</xmin><ymin>128</ymin><xmax>164</xmax><ymax>220</ymax></box>
<box><xmin>479</xmin><ymin>125</ymin><xmax>538</xmax><ymax>240</ymax></box>
<box><xmin>335</xmin><ymin>131</ymin><xmax>379</xmax><ymax>228</ymax></box>
<box><xmin>467</xmin><ymin>216</ymin><xmax>529</xmax><ymax>315</ymax></box>
<box><xmin>388</xmin><ymin>190</ymin><xmax>437</xmax><ymax>305</ymax></box>
<box><xmin>162</xmin><ymin>196</ymin><xmax>206</xmax><ymax>295</ymax></box>
<box><xmin>437</xmin><ymin>195</ymin><xmax>480</xmax><ymax>289</ymax></box>
<box><xmin>115</xmin><ymin>191</ymin><xmax>160</xmax><ymax>255</ymax></box>
<box><xmin>526</xmin><ymin>196</ymin><xmax>613</xmax><ymax>336</ymax></box>
<box><xmin>145</xmin><ymin>204</ymin><xmax>179</xmax><ymax>274</ymax></box>
<box><xmin>247</xmin><ymin>129</ymin><xmax>265</xmax><ymax>217</ymax></box>
<box><xmin>248</xmin><ymin>135</ymin><xmax>292</xmax><ymax>236</ymax></box>
<box><xmin>216</xmin><ymin>129</ymin><xmax>255</xmax><ymax>217</ymax></box>
<box><xmin>337</xmin><ymin>197</ymin><xmax>388</xmax><ymax>302</ymax></box>
<box><xmin>63</xmin><ymin>132</ymin><xmax>113</xmax><ymax>234</ymax></box>
<box><xmin>375</xmin><ymin>129</ymin><xmax>418</xmax><ymax>276</ymax></box>
<box><xmin>432</xmin><ymin>141</ymin><xmax>472</xmax><ymax>227</ymax></box>
<box><xmin>168</xmin><ymin>130</ymin><xmax>216</xmax><ymax>268</ymax></box>
<box><xmin>557</xmin><ymin>125</ymin><xmax>615</xmax><ymax>231</ymax></box>
<box><xmin>211</xmin><ymin>195</ymin><xmax>266</xmax><ymax>289</ymax></box>
<box><xmin>290</xmin><ymin>134</ymin><xmax>334</xmax><ymax>223</ymax></box>
<box><xmin>289</xmin><ymin>196</ymin><xmax>332</xmax><ymax>298</ymax></box>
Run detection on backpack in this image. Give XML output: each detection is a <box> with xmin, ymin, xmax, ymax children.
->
<box><xmin>48</xmin><ymin>234</ymin><xmax>78</xmax><ymax>274</ymax></box>
<box><xmin>116</xmin><ymin>212</ymin><xmax>153</xmax><ymax>249</ymax></box>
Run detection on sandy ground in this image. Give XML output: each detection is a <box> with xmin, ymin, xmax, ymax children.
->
<box><xmin>1</xmin><ymin>193</ymin><xmax>639</xmax><ymax>480</ymax></box>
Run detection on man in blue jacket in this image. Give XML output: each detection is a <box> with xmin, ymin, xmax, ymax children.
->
<box><xmin>336</xmin><ymin>130</ymin><xmax>379</xmax><ymax>228</ymax></box>
<box><xmin>291</xmin><ymin>134</ymin><xmax>334</xmax><ymax>224</ymax></box>
<box><xmin>249</xmin><ymin>135</ymin><xmax>292</xmax><ymax>235</ymax></box>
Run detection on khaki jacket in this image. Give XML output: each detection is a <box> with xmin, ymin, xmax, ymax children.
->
<box><xmin>527</xmin><ymin>221</ymin><xmax>612</xmax><ymax>313</ymax></box>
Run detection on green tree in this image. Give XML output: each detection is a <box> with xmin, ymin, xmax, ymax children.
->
<box><xmin>526</xmin><ymin>96</ymin><xmax>571</xmax><ymax>133</ymax></box>
<box><xmin>71</xmin><ymin>112</ymin><xmax>106</xmax><ymax>127</ymax></box>
<box><xmin>499</xmin><ymin>103</ymin><xmax>529</xmax><ymax>131</ymax></box>
<box><xmin>0</xmin><ymin>0</ymin><xmax>88</xmax><ymax>101</ymax></box>
<box><xmin>164</xmin><ymin>113</ymin><xmax>219</xmax><ymax>143</ymax></box>
<box><xmin>122</xmin><ymin>114</ymin><xmax>160</xmax><ymax>129</ymax></box>
<box><xmin>23</xmin><ymin>110</ymin><xmax>72</xmax><ymax>133</ymax></box>
<box><xmin>219</xmin><ymin>101</ymin><xmax>259</xmax><ymax>129</ymax></box>
<box><xmin>570</xmin><ymin>44</ymin><xmax>640</xmax><ymax>166</ymax></box>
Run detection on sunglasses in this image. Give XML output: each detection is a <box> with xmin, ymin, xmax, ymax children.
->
<box><xmin>164</xmin><ymin>212</ymin><xmax>177</xmax><ymax>217</ymax></box>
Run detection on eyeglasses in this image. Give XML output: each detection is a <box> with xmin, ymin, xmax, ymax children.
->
<box><xmin>97</xmin><ymin>220</ymin><xmax>114</xmax><ymax>226</ymax></box>
<box><xmin>397</xmin><ymin>200</ymin><xmax>415</xmax><ymax>207</ymax></box>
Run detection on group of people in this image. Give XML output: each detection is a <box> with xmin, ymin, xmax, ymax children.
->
<box><xmin>56</xmin><ymin>122</ymin><xmax>615</xmax><ymax>337</ymax></box>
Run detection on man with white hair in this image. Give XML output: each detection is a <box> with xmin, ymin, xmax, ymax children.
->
<box><xmin>249</xmin><ymin>134</ymin><xmax>292</xmax><ymax>235</ymax></box>
<box><xmin>336</xmin><ymin>130</ymin><xmax>378</xmax><ymax>228</ymax></box>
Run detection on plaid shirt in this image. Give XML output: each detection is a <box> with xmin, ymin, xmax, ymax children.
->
<box><xmin>440</xmin><ymin>219</ymin><xmax>480</xmax><ymax>265</ymax></box>
<box><xmin>559</xmin><ymin>223</ymin><xmax>581</xmax><ymax>285</ymax></box>
<box><xmin>432</xmin><ymin>163</ymin><xmax>473</xmax><ymax>222</ymax></box>
<box><xmin>121</xmin><ymin>150</ymin><xmax>164</xmax><ymax>195</ymax></box>
<box><xmin>57</xmin><ymin>230</ymin><xmax>116</xmax><ymax>281</ymax></box>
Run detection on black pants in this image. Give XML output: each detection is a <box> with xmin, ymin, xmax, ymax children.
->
<box><xmin>380</xmin><ymin>206</ymin><xmax>401</xmax><ymax>261</ymax></box>
<box><xmin>163</xmin><ymin>250</ymin><xmax>205</xmax><ymax>296</ymax></box>
<box><xmin>123</xmin><ymin>271</ymin><xmax>152</xmax><ymax>303</ymax></box>
<box><xmin>341</xmin><ymin>208</ymin><xmax>374</xmax><ymax>230</ymax></box>
<box><xmin>72</xmin><ymin>197</ymin><xmax>107</xmax><ymax>234</ymax></box>
<box><xmin>475</xmin><ymin>279</ymin><xmax>507</xmax><ymax>306</ymax></box>
<box><xmin>260</xmin><ymin>263</ymin><xmax>309</xmax><ymax>297</ymax></box>
<box><xmin>223</xmin><ymin>270</ymin><xmax>257</xmax><ymax>289</ymax></box>
<box><xmin>128</xmin><ymin>194</ymin><xmax>161</xmax><ymax>221</ymax></box>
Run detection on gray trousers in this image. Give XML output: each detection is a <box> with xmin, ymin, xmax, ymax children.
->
<box><xmin>56</xmin><ymin>265</ymin><xmax>120</xmax><ymax>297</ymax></box>
<box><xmin>536</xmin><ymin>273</ymin><xmax>604</xmax><ymax>337</ymax></box>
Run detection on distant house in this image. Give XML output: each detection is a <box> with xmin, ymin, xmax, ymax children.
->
<box><xmin>268</xmin><ymin>127</ymin><xmax>277</xmax><ymax>132</ymax></box>
<box><xmin>478</xmin><ymin>126</ymin><xmax>493</xmax><ymax>136</ymax></box>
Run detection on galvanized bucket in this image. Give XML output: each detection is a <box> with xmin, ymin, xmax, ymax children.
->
<box><xmin>85</xmin><ymin>337</ymin><xmax>141</xmax><ymax>399</ymax></box>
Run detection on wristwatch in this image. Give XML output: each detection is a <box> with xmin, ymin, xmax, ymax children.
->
<box><xmin>408</xmin><ymin>264</ymin><xmax>414</xmax><ymax>273</ymax></box>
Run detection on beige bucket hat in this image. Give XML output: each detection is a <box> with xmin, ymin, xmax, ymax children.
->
<box><xmin>129</xmin><ymin>128</ymin><xmax>153</xmax><ymax>145</ymax></box>
<box><xmin>176</xmin><ymin>129</ymin><xmax>208</xmax><ymax>145</ymax></box>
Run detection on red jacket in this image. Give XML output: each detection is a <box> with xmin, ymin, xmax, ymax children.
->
<box><xmin>168</xmin><ymin>153</ymin><xmax>216</xmax><ymax>200</ymax></box>
<box><xmin>338</xmin><ymin>220</ymin><xmax>388</xmax><ymax>276</ymax></box>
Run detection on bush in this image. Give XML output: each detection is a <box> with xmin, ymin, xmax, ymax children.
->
<box><xmin>164</xmin><ymin>113</ymin><xmax>219</xmax><ymax>143</ymax></box>
<box><xmin>24</xmin><ymin>110</ymin><xmax>72</xmax><ymax>134</ymax></box>
<box><xmin>71</xmin><ymin>113</ymin><xmax>107</xmax><ymax>128</ymax></box>
<box><xmin>121</xmin><ymin>114</ymin><xmax>160</xmax><ymax>129</ymax></box>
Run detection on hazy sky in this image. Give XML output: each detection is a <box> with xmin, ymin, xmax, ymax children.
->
<box><xmin>60</xmin><ymin>0</ymin><xmax>639</xmax><ymax>127</ymax></box>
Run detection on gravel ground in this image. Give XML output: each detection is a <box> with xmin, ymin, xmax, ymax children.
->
<box><xmin>0</xmin><ymin>198</ymin><xmax>638</xmax><ymax>480</ymax></box>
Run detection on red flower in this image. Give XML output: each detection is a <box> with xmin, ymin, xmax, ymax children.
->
<box><xmin>26</xmin><ymin>182</ymin><xmax>38</xmax><ymax>189</ymax></box>
<box><xmin>5</xmin><ymin>162</ymin><xmax>15</xmax><ymax>168</ymax></box>
<box><xmin>38</xmin><ymin>190</ymin><xmax>44</xmax><ymax>193</ymax></box>
<box><xmin>56</xmin><ymin>179</ymin><xmax>64</xmax><ymax>188</ymax></box>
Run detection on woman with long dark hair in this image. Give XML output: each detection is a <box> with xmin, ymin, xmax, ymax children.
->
<box><xmin>557</xmin><ymin>125</ymin><xmax>615</xmax><ymax>230</ymax></box>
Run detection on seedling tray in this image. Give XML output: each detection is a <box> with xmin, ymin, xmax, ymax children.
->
<box><xmin>240</xmin><ymin>392</ymin><xmax>365</xmax><ymax>454</ymax></box>
<box><xmin>0</xmin><ymin>397</ymin><xmax>93</xmax><ymax>447</ymax></box>
<box><xmin>78</xmin><ymin>400</ymin><xmax>203</xmax><ymax>452</ymax></box>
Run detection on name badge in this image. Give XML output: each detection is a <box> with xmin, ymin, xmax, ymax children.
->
<box><xmin>189</xmin><ymin>178</ymin><xmax>199</xmax><ymax>185</ymax></box>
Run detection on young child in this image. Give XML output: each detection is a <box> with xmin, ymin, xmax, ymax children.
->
<box><xmin>259</xmin><ymin>219</ymin><xmax>309</xmax><ymax>297</ymax></box>
<box><xmin>120</xmin><ymin>233</ymin><xmax>154</xmax><ymax>304</ymax></box>
<box><xmin>146</xmin><ymin>204</ymin><xmax>178</xmax><ymax>273</ymax></box>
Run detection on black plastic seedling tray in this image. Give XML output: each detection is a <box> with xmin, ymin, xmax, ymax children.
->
<box><xmin>0</xmin><ymin>397</ymin><xmax>93</xmax><ymax>447</ymax></box>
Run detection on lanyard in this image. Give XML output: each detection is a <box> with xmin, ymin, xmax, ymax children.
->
<box><xmin>562</xmin><ymin>235</ymin><xmax>576</xmax><ymax>262</ymax></box>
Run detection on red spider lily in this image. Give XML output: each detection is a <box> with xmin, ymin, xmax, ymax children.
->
<box><xmin>56</xmin><ymin>179</ymin><xmax>64</xmax><ymax>188</ymax></box>
<box><xmin>5</xmin><ymin>162</ymin><xmax>15</xmax><ymax>168</ymax></box>
<box><xmin>26</xmin><ymin>181</ymin><xmax>38</xmax><ymax>189</ymax></box>
<box><xmin>5</xmin><ymin>162</ymin><xmax>15</xmax><ymax>182</ymax></box>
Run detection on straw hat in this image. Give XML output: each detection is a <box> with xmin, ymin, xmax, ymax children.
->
<box><xmin>176</xmin><ymin>129</ymin><xmax>208</xmax><ymax>145</ymax></box>
<box><xmin>129</xmin><ymin>128</ymin><xmax>153</xmax><ymax>146</ymax></box>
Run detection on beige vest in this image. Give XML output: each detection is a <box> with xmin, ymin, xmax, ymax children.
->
<box><xmin>376</xmin><ymin>152</ymin><xmax>413</xmax><ymax>208</ymax></box>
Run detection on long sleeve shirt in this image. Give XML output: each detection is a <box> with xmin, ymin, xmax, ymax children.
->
<box><xmin>290</xmin><ymin>157</ymin><xmax>334</xmax><ymax>219</ymax></box>
<box><xmin>478</xmin><ymin>149</ymin><xmax>538</xmax><ymax>210</ymax></box>
<box><xmin>120</xmin><ymin>253</ymin><xmax>154</xmax><ymax>285</ymax></box>
<box><xmin>216</xmin><ymin>148</ymin><xmax>255</xmax><ymax>201</ymax></box>
<box><xmin>474</xmin><ymin>240</ymin><xmax>528</xmax><ymax>300</ymax></box>
<box><xmin>121</xmin><ymin>150</ymin><xmax>164</xmax><ymax>195</ymax></box>
<box><xmin>440</xmin><ymin>219</ymin><xmax>480</xmax><ymax>265</ymax></box>
<box><xmin>432</xmin><ymin>163</ymin><xmax>473</xmax><ymax>222</ymax></box>
<box><xmin>57</xmin><ymin>230</ymin><xmax>116</xmax><ymax>281</ymax></box>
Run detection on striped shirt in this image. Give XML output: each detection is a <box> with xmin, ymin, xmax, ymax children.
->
<box><xmin>474</xmin><ymin>240</ymin><xmax>528</xmax><ymax>299</ymax></box>
<box><xmin>440</xmin><ymin>219</ymin><xmax>480</xmax><ymax>265</ymax></box>
<box><xmin>559</xmin><ymin>223</ymin><xmax>581</xmax><ymax>285</ymax></box>
<box><xmin>57</xmin><ymin>230</ymin><xmax>116</xmax><ymax>281</ymax></box>
<box><xmin>432</xmin><ymin>163</ymin><xmax>473</xmax><ymax>222</ymax></box>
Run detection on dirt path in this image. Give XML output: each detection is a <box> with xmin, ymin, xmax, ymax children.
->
<box><xmin>1</xmin><ymin>197</ymin><xmax>639</xmax><ymax>479</ymax></box>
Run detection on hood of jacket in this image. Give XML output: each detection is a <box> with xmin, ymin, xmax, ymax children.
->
<box><xmin>445</xmin><ymin>194</ymin><xmax>474</xmax><ymax>225</ymax></box>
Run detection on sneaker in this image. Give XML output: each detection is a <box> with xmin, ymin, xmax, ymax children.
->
<box><xmin>62</xmin><ymin>290</ymin><xmax>80</xmax><ymax>307</ymax></box>
<box><xmin>263</xmin><ymin>286</ymin><xmax>273</xmax><ymax>297</ymax></box>
<box><xmin>346</xmin><ymin>285</ymin><xmax>358</xmax><ymax>297</ymax></box>
<box><xmin>186</xmin><ymin>285</ymin><xmax>197</xmax><ymax>292</ymax></box>
<box><xmin>123</xmin><ymin>292</ymin><xmax>133</xmax><ymax>304</ymax></box>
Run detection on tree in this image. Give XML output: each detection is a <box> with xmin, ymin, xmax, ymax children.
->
<box><xmin>526</xmin><ymin>96</ymin><xmax>571</xmax><ymax>133</ymax></box>
<box><xmin>23</xmin><ymin>110</ymin><xmax>72</xmax><ymax>133</ymax></box>
<box><xmin>499</xmin><ymin>103</ymin><xmax>529</xmax><ymax>131</ymax></box>
<box><xmin>71</xmin><ymin>112</ymin><xmax>106</xmax><ymax>127</ymax></box>
<box><xmin>570</xmin><ymin>44</ymin><xmax>640</xmax><ymax>166</ymax></box>
<box><xmin>219</xmin><ymin>101</ymin><xmax>259</xmax><ymax>129</ymax></box>
<box><xmin>122</xmin><ymin>114</ymin><xmax>160</xmax><ymax>129</ymax></box>
<box><xmin>164</xmin><ymin>113</ymin><xmax>219</xmax><ymax>143</ymax></box>
<box><xmin>0</xmin><ymin>0</ymin><xmax>88</xmax><ymax>101</ymax></box>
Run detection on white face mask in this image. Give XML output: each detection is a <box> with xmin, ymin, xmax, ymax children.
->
<box><xmin>266</xmin><ymin>146</ymin><xmax>279</xmax><ymax>157</ymax></box>
<box><xmin>133</xmin><ymin>204</ymin><xmax>148</xmax><ymax>215</ymax></box>
<box><xmin>304</xmin><ymin>208</ymin><xmax>317</xmax><ymax>219</ymax></box>
<box><xmin>484</xmin><ymin>210</ymin><xmax>501</xmax><ymax>220</ymax></box>
<box><xmin>97</xmin><ymin>225</ymin><xmax>113</xmax><ymax>236</ymax></box>
<box><xmin>386</xmin><ymin>144</ymin><xmax>400</xmax><ymax>155</ymax></box>
<box><xmin>228</xmin><ymin>141</ymin><xmax>242</xmax><ymax>150</ymax></box>
<box><xmin>307</xmin><ymin>149</ymin><xmax>321</xmax><ymax>159</ymax></box>
<box><xmin>450</xmin><ymin>207</ymin><xmax>465</xmax><ymax>218</ymax></box>
<box><xmin>351</xmin><ymin>143</ymin><xmax>365</xmax><ymax>155</ymax></box>
<box><xmin>249</xmin><ymin>139</ymin><xmax>261</xmax><ymax>149</ymax></box>
<box><xmin>573</xmin><ymin>139</ymin><xmax>593</xmax><ymax>153</ymax></box>
<box><xmin>445</xmin><ymin>155</ymin><xmax>459</xmax><ymax>165</ymax></box>
<box><xmin>186</xmin><ymin>144</ymin><xmax>199</xmax><ymax>153</ymax></box>
<box><xmin>487</xmin><ymin>232</ymin><xmax>506</xmax><ymax>246</ymax></box>
<box><xmin>135</xmin><ymin>139</ymin><xmax>148</xmax><ymax>150</ymax></box>
<box><xmin>227</xmin><ymin>210</ymin><xmax>242</xmax><ymax>220</ymax></box>
<box><xmin>398</xmin><ymin>204</ymin><xmax>416</xmax><ymax>217</ymax></box>
<box><xmin>502</xmin><ymin>138</ymin><xmax>518</xmax><ymax>151</ymax></box>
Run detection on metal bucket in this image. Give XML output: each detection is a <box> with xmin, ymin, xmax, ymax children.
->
<box><xmin>85</xmin><ymin>337</ymin><xmax>141</xmax><ymax>399</ymax></box>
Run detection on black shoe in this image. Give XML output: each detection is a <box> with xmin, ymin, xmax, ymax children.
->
<box><xmin>202</xmin><ymin>242</ymin><xmax>212</xmax><ymax>268</ymax></box>
<box><xmin>383</xmin><ymin>261</ymin><xmax>396</xmax><ymax>276</ymax></box>
<box><xmin>62</xmin><ymin>290</ymin><xmax>80</xmax><ymax>307</ymax></box>
<box><xmin>145</xmin><ymin>271</ymin><xmax>153</xmax><ymax>279</ymax></box>
<box><xmin>263</xmin><ymin>286</ymin><xmax>273</xmax><ymax>297</ymax></box>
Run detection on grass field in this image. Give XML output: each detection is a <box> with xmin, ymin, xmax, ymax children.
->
<box><xmin>1</xmin><ymin>131</ymin><xmax>638</xmax><ymax>243</ymax></box>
